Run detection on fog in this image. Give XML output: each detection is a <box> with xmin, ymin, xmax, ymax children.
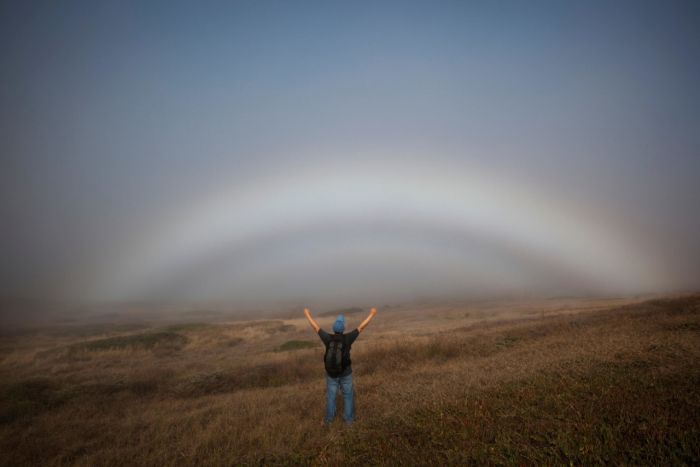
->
<box><xmin>2</xmin><ymin>1</ymin><xmax>699</xmax><ymax>304</ymax></box>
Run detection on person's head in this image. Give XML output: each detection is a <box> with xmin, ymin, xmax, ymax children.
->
<box><xmin>332</xmin><ymin>315</ymin><xmax>345</xmax><ymax>334</ymax></box>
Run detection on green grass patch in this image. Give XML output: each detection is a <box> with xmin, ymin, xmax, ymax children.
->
<box><xmin>41</xmin><ymin>323</ymin><xmax>152</xmax><ymax>338</ymax></box>
<box><xmin>227</xmin><ymin>337</ymin><xmax>244</xmax><ymax>347</ymax></box>
<box><xmin>164</xmin><ymin>322</ymin><xmax>212</xmax><ymax>332</ymax></box>
<box><xmin>274</xmin><ymin>340</ymin><xmax>316</xmax><ymax>352</ymax></box>
<box><xmin>665</xmin><ymin>322</ymin><xmax>700</xmax><ymax>332</ymax></box>
<box><xmin>68</xmin><ymin>331</ymin><xmax>188</xmax><ymax>353</ymax></box>
<box><xmin>0</xmin><ymin>378</ymin><xmax>68</xmax><ymax>424</ymax></box>
<box><xmin>495</xmin><ymin>335</ymin><xmax>519</xmax><ymax>348</ymax></box>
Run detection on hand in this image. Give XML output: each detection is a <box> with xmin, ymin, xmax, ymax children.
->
<box><xmin>304</xmin><ymin>307</ymin><xmax>311</xmax><ymax>315</ymax></box>
<box><xmin>370</xmin><ymin>307</ymin><xmax>377</xmax><ymax>316</ymax></box>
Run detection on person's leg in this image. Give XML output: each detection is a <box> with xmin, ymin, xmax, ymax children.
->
<box><xmin>340</xmin><ymin>373</ymin><xmax>354</xmax><ymax>424</ymax></box>
<box><xmin>324</xmin><ymin>375</ymin><xmax>339</xmax><ymax>424</ymax></box>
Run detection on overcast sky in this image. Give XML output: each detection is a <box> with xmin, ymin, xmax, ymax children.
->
<box><xmin>1</xmin><ymin>1</ymin><xmax>699</xmax><ymax>304</ymax></box>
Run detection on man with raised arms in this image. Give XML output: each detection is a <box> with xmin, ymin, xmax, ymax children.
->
<box><xmin>304</xmin><ymin>307</ymin><xmax>377</xmax><ymax>425</ymax></box>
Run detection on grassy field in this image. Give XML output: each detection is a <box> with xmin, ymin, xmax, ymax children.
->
<box><xmin>0</xmin><ymin>295</ymin><xmax>698</xmax><ymax>465</ymax></box>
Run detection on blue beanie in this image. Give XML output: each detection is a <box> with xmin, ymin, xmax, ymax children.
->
<box><xmin>332</xmin><ymin>315</ymin><xmax>345</xmax><ymax>333</ymax></box>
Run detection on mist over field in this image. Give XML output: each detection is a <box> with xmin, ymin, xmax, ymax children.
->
<box><xmin>1</xmin><ymin>1</ymin><xmax>699</xmax><ymax>306</ymax></box>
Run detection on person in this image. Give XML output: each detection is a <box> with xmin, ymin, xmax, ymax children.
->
<box><xmin>303</xmin><ymin>307</ymin><xmax>377</xmax><ymax>425</ymax></box>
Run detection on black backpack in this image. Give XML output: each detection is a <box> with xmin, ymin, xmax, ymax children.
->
<box><xmin>324</xmin><ymin>334</ymin><xmax>345</xmax><ymax>377</ymax></box>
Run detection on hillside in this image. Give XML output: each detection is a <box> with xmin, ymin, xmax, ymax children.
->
<box><xmin>1</xmin><ymin>296</ymin><xmax>698</xmax><ymax>465</ymax></box>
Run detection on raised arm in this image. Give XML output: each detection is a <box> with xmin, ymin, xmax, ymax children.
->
<box><xmin>358</xmin><ymin>307</ymin><xmax>377</xmax><ymax>333</ymax></box>
<box><xmin>304</xmin><ymin>307</ymin><xmax>321</xmax><ymax>333</ymax></box>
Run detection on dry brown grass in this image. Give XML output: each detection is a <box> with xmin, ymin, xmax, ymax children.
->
<box><xmin>1</xmin><ymin>296</ymin><xmax>699</xmax><ymax>465</ymax></box>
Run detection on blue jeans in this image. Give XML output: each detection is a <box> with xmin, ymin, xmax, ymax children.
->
<box><xmin>325</xmin><ymin>373</ymin><xmax>354</xmax><ymax>424</ymax></box>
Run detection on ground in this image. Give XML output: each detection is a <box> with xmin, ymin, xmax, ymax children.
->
<box><xmin>1</xmin><ymin>295</ymin><xmax>699</xmax><ymax>465</ymax></box>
